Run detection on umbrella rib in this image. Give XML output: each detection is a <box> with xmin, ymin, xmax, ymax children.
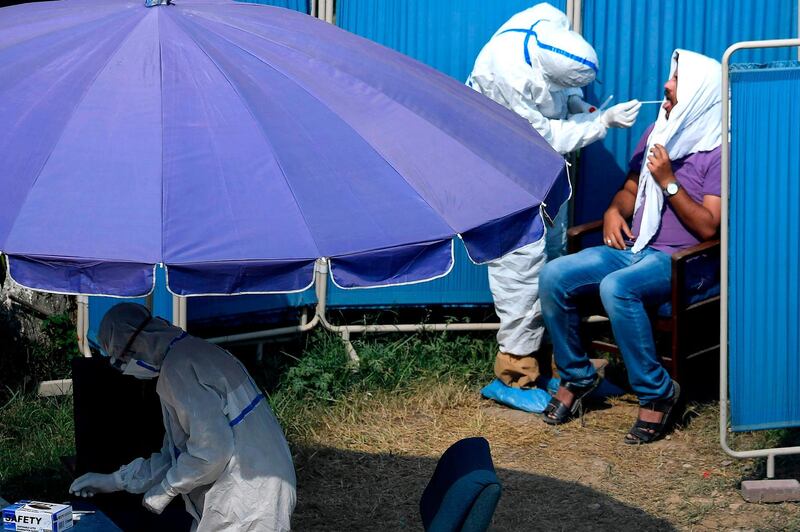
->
<box><xmin>173</xmin><ymin>13</ymin><xmax>463</xmax><ymax>246</ymax></box>
<box><xmin>159</xmin><ymin>14</ymin><xmax>166</xmax><ymax>266</ymax></box>
<box><xmin>164</xmin><ymin>13</ymin><xmax>331</xmax><ymax>260</ymax></box>
<box><xmin>2</xmin><ymin>9</ymin><xmax>150</xmax><ymax>254</ymax></box>
<box><xmin>0</xmin><ymin>3</ymin><xmax>129</xmax><ymax>53</ymax></box>
<box><xmin>191</xmin><ymin>10</ymin><xmax>552</xmax><ymax>199</ymax></box>
<box><xmin>179</xmin><ymin>11</ymin><xmax>552</xmax><ymax>229</ymax></box>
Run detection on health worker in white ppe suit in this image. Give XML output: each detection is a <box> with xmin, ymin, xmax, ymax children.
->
<box><xmin>467</xmin><ymin>3</ymin><xmax>641</xmax><ymax>388</ymax></box>
<box><xmin>69</xmin><ymin>303</ymin><xmax>296</xmax><ymax>532</ymax></box>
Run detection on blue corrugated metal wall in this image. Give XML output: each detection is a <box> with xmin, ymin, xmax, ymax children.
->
<box><xmin>337</xmin><ymin>0</ymin><xmax>567</xmax><ymax>82</ymax></box>
<box><xmin>88</xmin><ymin>267</ymin><xmax>173</xmax><ymax>343</ymax></box>
<box><xmin>729</xmin><ymin>61</ymin><xmax>800</xmax><ymax>431</ymax></box>
<box><xmin>235</xmin><ymin>0</ymin><xmax>309</xmax><ymax>13</ymax></box>
<box><xmin>577</xmin><ymin>0</ymin><xmax>799</xmax><ymax>224</ymax></box>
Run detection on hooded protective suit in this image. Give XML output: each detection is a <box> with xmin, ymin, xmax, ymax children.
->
<box><xmin>467</xmin><ymin>4</ymin><xmax>640</xmax><ymax>384</ymax></box>
<box><xmin>97</xmin><ymin>303</ymin><xmax>296</xmax><ymax>532</ymax></box>
<box><xmin>467</xmin><ymin>3</ymin><xmax>605</xmax><ymax>155</ymax></box>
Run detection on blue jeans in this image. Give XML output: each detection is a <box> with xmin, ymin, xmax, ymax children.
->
<box><xmin>540</xmin><ymin>246</ymin><xmax>674</xmax><ymax>404</ymax></box>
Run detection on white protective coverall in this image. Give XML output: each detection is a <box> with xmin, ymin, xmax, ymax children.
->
<box><xmin>98</xmin><ymin>303</ymin><xmax>296</xmax><ymax>532</ymax></box>
<box><xmin>467</xmin><ymin>3</ymin><xmax>639</xmax><ymax>382</ymax></box>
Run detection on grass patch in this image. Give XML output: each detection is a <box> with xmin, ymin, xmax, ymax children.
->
<box><xmin>269</xmin><ymin>328</ymin><xmax>495</xmax><ymax>440</ymax></box>
<box><xmin>0</xmin><ymin>391</ymin><xmax>75</xmax><ymax>502</ymax></box>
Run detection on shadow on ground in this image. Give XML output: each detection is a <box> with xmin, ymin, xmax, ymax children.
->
<box><xmin>293</xmin><ymin>445</ymin><xmax>675</xmax><ymax>531</ymax></box>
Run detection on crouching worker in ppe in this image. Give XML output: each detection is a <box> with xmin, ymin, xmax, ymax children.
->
<box><xmin>467</xmin><ymin>3</ymin><xmax>641</xmax><ymax>391</ymax></box>
<box><xmin>540</xmin><ymin>50</ymin><xmax>722</xmax><ymax>443</ymax></box>
<box><xmin>69</xmin><ymin>303</ymin><xmax>297</xmax><ymax>531</ymax></box>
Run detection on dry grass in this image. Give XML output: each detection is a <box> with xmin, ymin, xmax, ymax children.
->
<box><xmin>290</xmin><ymin>380</ymin><xmax>800</xmax><ymax>531</ymax></box>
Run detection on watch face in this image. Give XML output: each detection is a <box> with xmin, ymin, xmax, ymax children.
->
<box><xmin>666</xmin><ymin>182</ymin><xmax>679</xmax><ymax>195</ymax></box>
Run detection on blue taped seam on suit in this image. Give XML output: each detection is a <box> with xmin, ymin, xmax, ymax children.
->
<box><xmin>499</xmin><ymin>23</ymin><xmax>599</xmax><ymax>72</ymax></box>
<box><xmin>229</xmin><ymin>394</ymin><xmax>265</xmax><ymax>427</ymax></box>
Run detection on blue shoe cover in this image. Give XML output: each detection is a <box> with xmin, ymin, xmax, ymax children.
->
<box><xmin>481</xmin><ymin>374</ymin><xmax>627</xmax><ymax>414</ymax></box>
<box><xmin>480</xmin><ymin>379</ymin><xmax>551</xmax><ymax>413</ymax></box>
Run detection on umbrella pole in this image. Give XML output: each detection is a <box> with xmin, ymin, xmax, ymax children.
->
<box><xmin>76</xmin><ymin>295</ymin><xmax>91</xmax><ymax>357</ymax></box>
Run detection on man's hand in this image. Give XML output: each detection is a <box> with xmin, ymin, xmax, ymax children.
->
<box><xmin>603</xmin><ymin>207</ymin><xmax>634</xmax><ymax>250</ymax></box>
<box><xmin>646</xmin><ymin>144</ymin><xmax>675</xmax><ymax>188</ymax></box>
<box><xmin>69</xmin><ymin>472</ymin><xmax>122</xmax><ymax>498</ymax></box>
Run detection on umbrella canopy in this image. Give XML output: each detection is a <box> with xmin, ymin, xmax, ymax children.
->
<box><xmin>0</xmin><ymin>0</ymin><xmax>568</xmax><ymax>297</ymax></box>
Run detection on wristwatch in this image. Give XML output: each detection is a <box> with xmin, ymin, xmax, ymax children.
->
<box><xmin>663</xmin><ymin>180</ymin><xmax>681</xmax><ymax>197</ymax></box>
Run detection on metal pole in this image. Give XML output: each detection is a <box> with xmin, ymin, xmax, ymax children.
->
<box><xmin>720</xmin><ymin>38</ymin><xmax>800</xmax><ymax>464</ymax></box>
<box><xmin>76</xmin><ymin>295</ymin><xmax>91</xmax><ymax>357</ymax></box>
<box><xmin>206</xmin><ymin>256</ymin><xmax>500</xmax><ymax>359</ymax></box>
<box><xmin>172</xmin><ymin>294</ymin><xmax>187</xmax><ymax>330</ymax></box>
<box><xmin>314</xmin><ymin>259</ymin><xmax>499</xmax><ymax>366</ymax></box>
<box><xmin>566</xmin><ymin>0</ymin><xmax>574</xmax><ymax>28</ymax></box>
<box><xmin>206</xmin><ymin>262</ymin><xmax>327</xmax><ymax>345</ymax></box>
<box><xmin>325</xmin><ymin>0</ymin><xmax>334</xmax><ymax>24</ymax></box>
<box><xmin>572</xmin><ymin>0</ymin><xmax>583</xmax><ymax>35</ymax></box>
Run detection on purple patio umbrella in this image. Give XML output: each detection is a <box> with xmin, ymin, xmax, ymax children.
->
<box><xmin>0</xmin><ymin>0</ymin><xmax>568</xmax><ymax>297</ymax></box>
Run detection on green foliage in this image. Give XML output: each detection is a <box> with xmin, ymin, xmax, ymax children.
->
<box><xmin>0</xmin><ymin>313</ymin><xmax>81</xmax><ymax>399</ymax></box>
<box><xmin>274</xmin><ymin>328</ymin><xmax>495</xmax><ymax>405</ymax></box>
<box><xmin>31</xmin><ymin>313</ymin><xmax>81</xmax><ymax>381</ymax></box>
<box><xmin>0</xmin><ymin>392</ymin><xmax>75</xmax><ymax>501</ymax></box>
<box><xmin>39</xmin><ymin>314</ymin><xmax>80</xmax><ymax>380</ymax></box>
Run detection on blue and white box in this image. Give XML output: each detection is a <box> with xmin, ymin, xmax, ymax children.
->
<box><xmin>2</xmin><ymin>501</ymin><xmax>72</xmax><ymax>532</ymax></box>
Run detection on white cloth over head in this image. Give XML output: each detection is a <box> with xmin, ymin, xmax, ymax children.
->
<box><xmin>631</xmin><ymin>49</ymin><xmax>722</xmax><ymax>253</ymax></box>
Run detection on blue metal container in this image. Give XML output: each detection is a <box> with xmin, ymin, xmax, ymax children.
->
<box><xmin>729</xmin><ymin>61</ymin><xmax>800</xmax><ymax>431</ymax></box>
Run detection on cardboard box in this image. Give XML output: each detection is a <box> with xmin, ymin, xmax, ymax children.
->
<box><xmin>2</xmin><ymin>501</ymin><xmax>72</xmax><ymax>532</ymax></box>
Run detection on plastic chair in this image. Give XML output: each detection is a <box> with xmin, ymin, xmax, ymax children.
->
<box><xmin>419</xmin><ymin>437</ymin><xmax>502</xmax><ymax>532</ymax></box>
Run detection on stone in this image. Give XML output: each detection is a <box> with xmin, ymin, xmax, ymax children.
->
<box><xmin>741</xmin><ymin>479</ymin><xmax>800</xmax><ymax>503</ymax></box>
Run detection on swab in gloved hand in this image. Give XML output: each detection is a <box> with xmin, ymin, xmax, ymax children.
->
<box><xmin>599</xmin><ymin>99</ymin><xmax>642</xmax><ymax>129</ymax></box>
<box><xmin>598</xmin><ymin>94</ymin><xmax>614</xmax><ymax>111</ymax></box>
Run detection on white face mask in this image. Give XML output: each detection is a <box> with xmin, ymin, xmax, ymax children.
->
<box><xmin>119</xmin><ymin>358</ymin><xmax>160</xmax><ymax>380</ymax></box>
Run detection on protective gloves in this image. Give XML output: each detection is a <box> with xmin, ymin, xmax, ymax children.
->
<box><xmin>567</xmin><ymin>94</ymin><xmax>597</xmax><ymax>114</ymax></box>
<box><xmin>143</xmin><ymin>479</ymin><xmax>178</xmax><ymax>514</ymax></box>
<box><xmin>69</xmin><ymin>472</ymin><xmax>123</xmax><ymax>498</ymax></box>
<box><xmin>599</xmin><ymin>99</ymin><xmax>641</xmax><ymax>128</ymax></box>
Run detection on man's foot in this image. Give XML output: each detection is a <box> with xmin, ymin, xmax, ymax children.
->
<box><xmin>541</xmin><ymin>375</ymin><xmax>601</xmax><ymax>425</ymax></box>
<box><xmin>548</xmin><ymin>386</ymin><xmax>576</xmax><ymax>415</ymax></box>
<box><xmin>624</xmin><ymin>381</ymin><xmax>681</xmax><ymax>444</ymax></box>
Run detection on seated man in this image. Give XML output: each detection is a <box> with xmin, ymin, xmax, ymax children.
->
<box><xmin>538</xmin><ymin>49</ymin><xmax>722</xmax><ymax>444</ymax></box>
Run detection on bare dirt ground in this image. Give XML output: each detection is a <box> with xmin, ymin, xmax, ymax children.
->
<box><xmin>290</xmin><ymin>382</ymin><xmax>800</xmax><ymax>531</ymax></box>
